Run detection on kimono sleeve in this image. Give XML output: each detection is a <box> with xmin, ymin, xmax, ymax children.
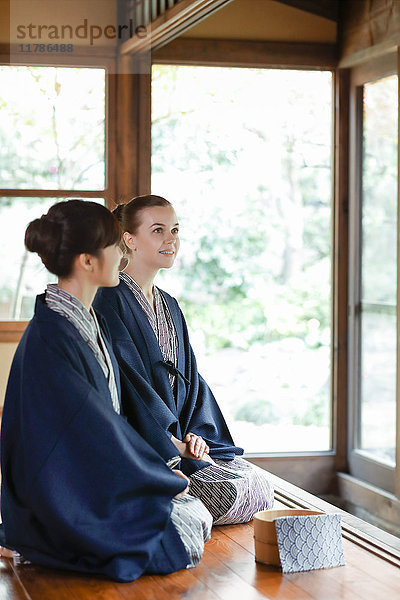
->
<box><xmin>1</xmin><ymin>329</ymin><xmax>189</xmax><ymax>582</ymax></box>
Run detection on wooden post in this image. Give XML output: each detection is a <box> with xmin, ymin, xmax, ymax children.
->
<box><xmin>115</xmin><ymin>54</ymin><xmax>151</xmax><ymax>203</ymax></box>
<box><xmin>333</xmin><ymin>67</ymin><xmax>350</xmax><ymax>474</ymax></box>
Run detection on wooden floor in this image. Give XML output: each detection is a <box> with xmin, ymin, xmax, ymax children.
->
<box><xmin>2</xmin><ymin>506</ymin><xmax>400</xmax><ymax>600</ymax></box>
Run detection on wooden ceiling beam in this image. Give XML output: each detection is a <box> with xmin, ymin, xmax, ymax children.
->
<box><xmin>119</xmin><ymin>0</ymin><xmax>234</xmax><ymax>55</ymax></box>
<box><xmin>152</xmin><ymin>37</ymin><xmax>338</xmax><ymax>69</ymax></box>
<box><xmin>275</xmin><ymin>0</ymin><xmax>339</xmax><ymax>22</ymax></box>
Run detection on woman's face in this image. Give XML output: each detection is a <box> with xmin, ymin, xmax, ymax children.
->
<box><xmin>130</xmin><ymin>206</ymin><xmax>180</xmax><ymax>271</ymax></box>
<box><xmin>92</xmin><ymin>243</ymin><xmax>123</xmax><ymax>287</ymax></box>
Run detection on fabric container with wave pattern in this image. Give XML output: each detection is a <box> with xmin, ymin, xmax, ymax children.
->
<box><xmin>254</xmin><ymin>509</ymin><xmax>345</xmax><ymax>572</ymax></box>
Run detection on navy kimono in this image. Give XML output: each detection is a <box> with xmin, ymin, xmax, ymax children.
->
<box><xmin>93</xmin><ymin>281</ymin><xmax>243</xmax><ymax>475</ymax></box>
<box><xmin>0</xmin><ymin>295</ymin><xmax>190</xmax><ymax>582</ymax></box>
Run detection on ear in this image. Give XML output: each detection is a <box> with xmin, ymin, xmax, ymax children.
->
<box><xmin>77</xmin><ymin>253</ymin><xmax>94</xmax><ymax>272</ymax></box>
<box><xmin>123</xmin><ymin>231</ymin><xmax>136</xmax><ymax>252</ymax></box>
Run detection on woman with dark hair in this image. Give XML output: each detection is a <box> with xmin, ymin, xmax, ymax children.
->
<box><xmin>0</xmin><ymin>199</ymin><xmax>212</xmax><ymax>581</ymax></box>
<box><xmin>93</xmin><ymin>195</ymin><xmax>274</xmax><ymax>525</ymax></box>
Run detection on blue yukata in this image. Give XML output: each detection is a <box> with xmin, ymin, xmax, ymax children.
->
<box><xmin>94</xmin><ymin>278</ymin><xmax>244</xmax><ymax>471</ymax></box>
<box><xmin>94</xmin><ymin>277</ymin><xmax>274</xmax><ymax>524</ymax></box>
<box><xmin>0</xmin><ymin>294</ymin><xmax>211</xmax><ymax>582</ymax></box>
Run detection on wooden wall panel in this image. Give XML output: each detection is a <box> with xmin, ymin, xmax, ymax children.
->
<box><xmin>340</xmin><ymin>0</ymin><xmax>400</xmax><ymax>67</ymax></box>
<box><xmin>180</xmin><ymin>0</ymin><xmax>337</xmax><ymax>43</ymax></box>
<box><xmin>0</xmin><ymin>322</ymin><xmax>27</xmax><ymax>343</ymax></box>
<box><xmin>246</xmin><ymin>454</ymin><xmax>337</xmax><ymax>495</ymax></box>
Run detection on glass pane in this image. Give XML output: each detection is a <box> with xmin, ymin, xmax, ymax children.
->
<box><xmin>0</xmin><ymin>197</ymin><xmax>105</xmax><ymax>320</ymax></box>
<box><xmin>362</xmin><ymin>76</ymin><xmax>398</xmax><ymax>305</ymax></box>
<box><xmin>152</xmin><ymin>65</ymin><xmax>332</xmax><ymax>453</ymax></box>
<box><xmin>359</xmin><ymin>75</ymin><xmax>398</xmax><ymax>465</ymax></box>
<box><xmin>359</xmin><ymin>310</ymin><xmax>396</xmax><ymax>465</ymax></box>
<box><xmin>0</xmin><ymin>66</ymin><xmax>105</xmax><ymax>190</ymax></box>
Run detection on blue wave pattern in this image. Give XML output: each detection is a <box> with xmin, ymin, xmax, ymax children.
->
<box><xmin>274</xmin><ymin>513</ymin><xmax>345</xmax><ymax>573</ymax></box>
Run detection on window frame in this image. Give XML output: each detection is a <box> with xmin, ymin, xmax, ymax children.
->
<box><xmin>348</xmin><ymin>52</ymin><xmax>399</xmax><ymax>495</ymax></box>
<box><xmin>150</xmin><ymin>50</ymin><xmax>339</xmax><ymax>468</ymax></box>
<box><xmin>0</xmin><ymin>38</ymin><xmax>345</xmax><ymax>478</ymax></box>
<box><xmin>0</xmin><ymin>51</ymin><xmax>117</xmax><ymax>339</ymax></box>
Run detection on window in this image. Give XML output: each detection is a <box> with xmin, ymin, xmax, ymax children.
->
<box><xmin>151</xmin><ymin>65</ymin><xmax>333</xmax><ymax>453</ymax></box>
<box><xmin>359</xmin><ymin>76</ymin><xmax>397</xmax><ymax>466</ymax></box>
<box><xmin>0</xmin><ymin>65</ymin><xmax>106</xmax><ymax>320</ymax></box>
<box><xmin>349</xmin><ymin>69</ymin><xmax>398</xmax><ymax>492</ymax></box>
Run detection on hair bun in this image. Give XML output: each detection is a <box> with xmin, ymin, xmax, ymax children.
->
<box><xmin>25</xmin><ymin>214</ymin><xmax>62</xmax><ymax>272</ymax></box>
<box><xmin>24</xmin><ymin>199</ymin><xmax>121</xmax><ymax>278</ymax></box>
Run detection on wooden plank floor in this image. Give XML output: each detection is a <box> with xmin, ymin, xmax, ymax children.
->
<box><xmin>2</xmin><ymin>511</ymin><xmax>400</xmax><ymax>600</ymax></box>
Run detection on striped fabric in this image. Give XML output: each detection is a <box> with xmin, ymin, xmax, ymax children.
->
<box><xmin>119</xmin><ymin>273</ymin><xmax>178</xmax><ymax>389</ymax></box>
<box><xmin>45</xmin><ymin>284</ymin><xmax>120</xmax><ymax>414</ymax></box>
<box><xmin>189</xmin><ymin>457</ymin><xmax>275</xmax><ymax>525</ymax></box>
<box><xmin>170</xmin><ymin>495</ymin><xmax>212</xmax><ymax>568</ymax></box>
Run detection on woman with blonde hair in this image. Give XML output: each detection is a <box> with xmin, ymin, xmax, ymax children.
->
<box><xmin>94</xmin><ymin>195</ymin><xmax>274</xmax><ymax>524</ymax></box>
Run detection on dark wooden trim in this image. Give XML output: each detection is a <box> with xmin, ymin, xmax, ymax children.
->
<box><xmin>276</xmin><ymin>0</ymin><xmax>339</xmax><ymax>22</ymax></box>
<box><xmin>350</xmin><ymin>51</ymin><xmax>397</xmax><ymax>86</ymax></box>
<box><xmin>1</xmin><ymin>0</ymin><xmax>10</xmax><ymax>63</ymax></box>
<box><xmin>0</xmin><ymin>190</ymin><xmax>106</xmax><ymax>198</ymax></box>
<box><xmin>0</xmin><ymin>322</ymin><xmax>27</xmax><ymax>343</ymax></box>
<box><xmin>333</xmin><ymin>68</ymin><xmax>350</xmax><ymax>473</ymax></box>
<box><xmin>119</xmin><ymin>0</ymin><xmax>235</xmax><ymax>55</ymax></box>
<box><xmin>347</xmin><ymin>59</ymin><xmax>398</xmax><ymax>496</ymax></box>
<box><xmin>267</xmin><ymin>471</ymin><xmax>400</xmax><ymax>567</ymax></box>
<box><xmin>105</xmin><ymin>71</ymin><xmax>117</xmax><ymax>209</ymax></box>
<box><xmin>350</xmin><ymin>452</ymin><xmax>395</xmax><ymax>495</ymax></box>
<box><xmin>115</xmin><ymin>59</ymin><xmax>135</xmax><ymax>202</ymax></box>
<box><xmin>246</xmin><ymin>454</ymin><xmax>336</xmax><ymax>496</ymax></box>
<box><xmin>349</xmin><ymin>76</ymin><xmax>364</xmax><ymax>459</ymax></box>
<box><xmin>152</xmin><ymin>38</ymin><xmax>338</xmax><ymax>69</ymax></box>
<box><xmin>115</xmin><ymin>57</ymin><xmax>151</xmax><ymax>202</ymax></box>
<box><xmin>347</xmin><ymin>69</ymin><xmax>363</xmax><ymax>489</ymax></box>
<box><xmin>339</xmin><ymin>0</ymin><xmax>400</xmax><ymax>68</ymax></box>
<box><xmin>338</xmin><ymin>472</ymin><xmax>400</xmax><ymax>532</ymax></box>
<box><xmin>137</xmin><ymin>71</ymin><xmax>151</xmax><ymax>195</ymax></box>
<box><xmin>339</xmin><ymin>40</ymin><xmax>398</xmax><ymax>69</ymax></box>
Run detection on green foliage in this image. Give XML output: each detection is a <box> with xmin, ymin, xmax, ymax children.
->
<box><xmin>152</xmin><ymin>65</ymin><xmax>334</xmax><ymax>434</ymax></box>
<box><xmin>0</xmin><ymin>66</ymin><xmax>105</xmax><ymax>190</ymax></box>
<box><xmin>0</xmin><ymin>66</ymin><xmax>105</xmax><ymax>319</ymax></box>
<box><xmin>235</xmin><ymin>398</ymin><xmax>280</xmax><ymax>425</ymax></box>
<box><xmin>234</xmin><ymin>370</ymin><xmax>329</xmax><ymax>427</ymax></box>
<box><xmin>152</xmin><ymin>65</ymin><xmax>332</xmax><ymax>356</ymax></box>
<box><xmin>292</xmin><ymin>391</ymin><xmax>330</xmax><ymax>427</ymax></box>
<box><xmin>181</xmin><ymin>297</ymin><xmax>266</xmax><ymax>351</ymax></box>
